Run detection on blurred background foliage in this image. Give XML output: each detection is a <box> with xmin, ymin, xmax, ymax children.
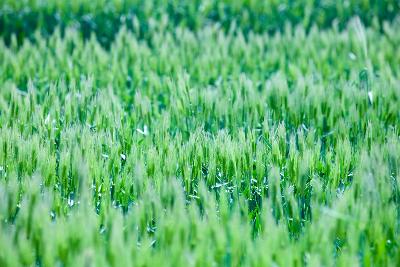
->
<box><xmin>1</xmin><ymin>0</ymin><xmax>400</xmax><ymax>47</ymax></box>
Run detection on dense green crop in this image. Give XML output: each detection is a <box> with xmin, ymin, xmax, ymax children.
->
<box><xmin>0</xmin><ymin>2</ymin><xmax>400</xmax><ymax>267</ymax></box>
<box><xmin>1</xmin><ymin>0</ymin><xmax>400</xmax><ymax>46</ymax></box>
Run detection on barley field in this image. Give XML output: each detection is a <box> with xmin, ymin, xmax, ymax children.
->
<box><xmin>0</xmin><ymin>1</ymin><xmax>399</xmax><ymax>266</ymax></box>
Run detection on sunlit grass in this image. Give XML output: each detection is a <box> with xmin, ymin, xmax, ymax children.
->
<box><xmin>0</xmin><ymin>4</ymin><xmax>399</xmax><ymax>266</ymax></box>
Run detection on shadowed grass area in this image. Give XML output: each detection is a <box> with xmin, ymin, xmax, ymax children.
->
<box><xmin>1</xmin><ymin>0</ymin><xmax>400</xmax><ymax>47</ymax></box>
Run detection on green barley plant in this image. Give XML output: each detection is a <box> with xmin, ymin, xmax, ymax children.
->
<box><xmin>0</xmin><ymin>1</ymin><xmax>399</xmax><ymax>266</ymax></box>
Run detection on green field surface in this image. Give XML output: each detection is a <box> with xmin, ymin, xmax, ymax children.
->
<box><xmin>0</xmin><ymin>1</ymin><xmax>399</xmax><ymax>266</ymax></box>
